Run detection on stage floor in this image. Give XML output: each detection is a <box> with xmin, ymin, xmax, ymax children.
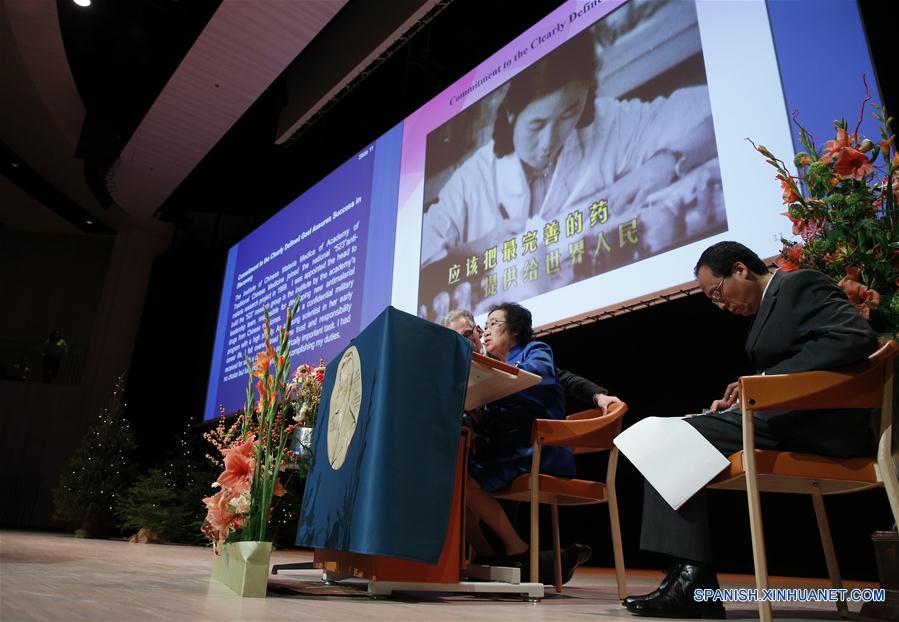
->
<box><xmin>0</xmin><ymin>530</ymin><xmax>878</xmax><ymax>621</ymax></box>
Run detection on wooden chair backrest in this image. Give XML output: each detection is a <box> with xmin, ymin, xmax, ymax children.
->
<box><xmin>532</xmin><ymin>402</ymin><xmax>627</xmax><ymax>453</ymax></box>
<box><xmin>740</xmin><ymin>340</ymin><xmax>898</xmax><ymax>412</ymax></box>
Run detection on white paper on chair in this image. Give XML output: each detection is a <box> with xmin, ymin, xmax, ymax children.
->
<box><xmin>613</xmin><ymin>416</ymin><xmax>730</xmax><ymax>510</ymax></box>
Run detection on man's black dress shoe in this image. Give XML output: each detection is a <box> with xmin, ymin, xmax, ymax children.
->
<box><xmin>622</xmin><ymin>559</ymin><xmax>684</xmax><ymax>606</ymax></box>
<box><xmin>624</xmin><ymin>562</ymin><xmax>725</xmax><ymax>619</ymax></box>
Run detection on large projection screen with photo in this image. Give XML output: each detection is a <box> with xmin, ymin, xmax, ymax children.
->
<box><xmin>204</xmin><ymin>0</ymin><xmax>882</xmax><ymax>420</ymax></box>
<box><xmin>391</xmin><ymin>0</ymin><xmax>882</xmax><ymax>327</ymax></box>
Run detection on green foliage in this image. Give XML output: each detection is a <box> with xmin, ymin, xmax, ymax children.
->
<box><xmin>160</xmin><ymin>447</ymin><xmax>219</xmax><ymax>544</ymax></box>
<box><xmin>52</xmin><ymin>374</ymin><xmax>138</xmax><ymax>534</ymax></box>
<box><xmin>117</xmin><ymin>420</ymin><xmax>218</xmax><ymax>544</ymax></box>
<box><xmin>114</xmin><ymin>468</ymin><xmax>189</xmax><ymax>538</ymax></box>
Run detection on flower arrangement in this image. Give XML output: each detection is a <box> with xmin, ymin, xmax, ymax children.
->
<box><xmin>201</xmin><ymin>297</ymin><xmax>310</xmax><ymax>550</ymax></box>
<box><xmin>286</xmin><ymin>359</ymin><xmax>326</xmax><ymax>478</ymax></box>
<box><xmin>753</xmin><ymin>84</ymin><xmax>898</xmax><ymax>331</ymax></box>
<box><xmin>288</xmin><ymin>359</ymin><xmax>326</xmax><ymax>428</ymax></box>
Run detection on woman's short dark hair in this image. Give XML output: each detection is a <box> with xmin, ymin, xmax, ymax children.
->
<box><xmin>492</xmin><ymin>29</ymin><xmax>598</xmax><ymax>158</ymax></box>
<box><xmin>694</xmin><ymin>241</ymin><xmax>769</xmax><ymax>278</ymax></box>
<box><xmin>488</xmin><ymin>302</ymin><xmax>534</xmax><ymax>346</ymax></box>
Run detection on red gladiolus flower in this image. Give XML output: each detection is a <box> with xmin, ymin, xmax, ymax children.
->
<box><xmin>252</xmin><ymin>352</ymin><xmax>269</xmax><ymax>379</ymax></box>
<box><xmin>777</xmin><ymin>175</ymin><xmax>801</xmax><ymax>204</ymax></box>
<box><xmin>833</xmin><ymin>147</ymin><xmax>874</xmax><ymax>181</ymax></box>
<box><xmin>776</xmin><ymin>245</ymin><xmax>803</xmax><ymax>272</ymax></box>
<box><xmin>820</xmin><ymin>128</ymin><xmax>851</xmax><ymax>165</ymax></box>
<box><xmin>774</xmin><ymin>244</ymin><xmax>805</xmax><ymax>272</ymax></box>
<box><xmin>217</xmin><ymin>441</ymin><xmax>255</xmax><ymax>493</ymax></box>
<box><xmin>783</xmin><ymin>211</ymin><xmax>803</xmax><ymax>235</ymax></box>
<box><xmin>775</xmin><ymin>257</ymin><xmax>800</xmax><ymax>272</ymax></box>
<box><xmin>202</xmin><ymin>489</ymin><xmax>236</xmax><ymax>544</ymax></box>
<box><xmin>838</xmin><ymin>268</ymin><xmax>880</xmax><ymax>321</ymax></box>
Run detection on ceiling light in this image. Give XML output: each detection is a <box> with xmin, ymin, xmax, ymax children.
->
<box><xmin>86</xmin><ymin>220</ymin><xmax>93</xmax><ymax>225</ymax></box>
<box><xmin>73</xmin><ymin>0</ymin><xmax>91</xmax><ymax>7</ymax></box>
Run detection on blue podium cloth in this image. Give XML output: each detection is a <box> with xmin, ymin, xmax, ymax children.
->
<box><xmin>296</xmin><ymin>306</ymin><xmax>471</xmax><ymax>563</ymax></box>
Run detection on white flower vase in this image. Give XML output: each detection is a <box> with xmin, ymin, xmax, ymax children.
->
<box><xmin>210</xmin><ymin>548</ymin><xmax>230</xmax><ymax>583</ymax></box>
<box><xmin>215</xmin><ymin>541</ymin><xmax>273</xmax><ymax>597</ymax></box>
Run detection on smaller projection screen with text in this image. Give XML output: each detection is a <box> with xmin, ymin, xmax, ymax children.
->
<box><xmin>203</xmin><ymin>125</ymin><xmax>402</xmax><ymax>421</ymax></box>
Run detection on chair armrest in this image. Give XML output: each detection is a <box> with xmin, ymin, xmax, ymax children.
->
<box><xmin>740</xmin><ymin>366</ymin><xmax>885</xmax><ymax>411</ymax></box>
<box><xmin>531</xmin><ymin>403</ymin><xmax>628</xmax><ymax>449</ymax></box>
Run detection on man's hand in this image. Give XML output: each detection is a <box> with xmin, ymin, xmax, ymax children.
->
<box><xmin>594</xmin><ymin>393</ymin><xmax>623</xmax><ymax>413</ymax></box>
<box><xmin>709</xmin><ymin>381</ymin><xmax>740</xmax><ymax>412</ymax></box>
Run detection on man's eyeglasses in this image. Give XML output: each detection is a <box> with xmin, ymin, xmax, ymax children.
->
<box><xmin>709</xmin><ymin>276</ymin><xmax>727</xmax><ymax>304</ymax></box>
<box><xmin>486</xmin><ymin>319</ymin><xmax>507</xmax><ymax>329</ymax></box>
<box><xmin>461</xmin><ymin>328</ymin><xmax>475</xmax><ymax>339</ymax></box>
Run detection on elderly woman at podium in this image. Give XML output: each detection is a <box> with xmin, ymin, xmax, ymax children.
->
<box><xmin>465</xmin><ymin>302</ymin><xmax>575</xmax><ymax>569</ymax></box>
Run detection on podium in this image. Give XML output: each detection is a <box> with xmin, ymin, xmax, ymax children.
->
<box><xmin>295</xmin><ymin>307</ymin><xmax>543</xmax><ymax>599</ymax></box>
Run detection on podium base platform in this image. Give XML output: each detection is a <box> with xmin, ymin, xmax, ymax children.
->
<box><xmin>270</xmin><ymin>561</ymin><xmax>315</xmax><ymax>574</ymax></box>
<box><xmin>367</xmin><ymin>579</ymin><xmax>544</xmax><ymax>600</ymax></box>
<box><xmin>465</xmin><ymin>563</ymin><xmax>524</xmax><ymax>583</ymax></box>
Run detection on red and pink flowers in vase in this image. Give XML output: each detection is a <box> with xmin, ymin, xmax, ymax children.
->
<box><xmin>287</xmin><ymin>359</ymin><xmax>326</xmax><ymax>477</ymax></box>
<box><xmin>754</xmin><ymin>85</ymin><xmax>898</xmax><ymax>332</ymax></box>
<box><xmin>201</xmin><ymin>297</ymin><xmax>302</xmax><ymax>551</ymax></box>
<box><xmin>288</xmin><ymin>360</ymin><xmax>325</xmax><ymax>428</ymax></box>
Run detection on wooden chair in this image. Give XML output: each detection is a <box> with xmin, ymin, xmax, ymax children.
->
<box><xmin>707</xmin><ymin>340</ymin><xmax>899</xmax><ymax>622</ymax></box>
<box><xmin>493</xmin><ymin>402</ymin><xmax>628</xmax><ymax>596</ymax></box>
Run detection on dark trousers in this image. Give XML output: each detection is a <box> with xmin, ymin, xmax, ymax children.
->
<box><xmin>639</xmin><ymin>409</ymin><xmax>874</xmax><ymax>564</ymax></box>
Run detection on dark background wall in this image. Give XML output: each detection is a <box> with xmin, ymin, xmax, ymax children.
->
<box><xmin>0</xmin><ymin>228</ymin><xmax>112</xmax><ymax>526</ymax></box>
<box><xmin>0</xmin><ymin>228</ymin><xmax>112</xmax><ymax>381</ymax></box>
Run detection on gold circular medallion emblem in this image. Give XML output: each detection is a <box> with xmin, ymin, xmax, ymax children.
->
<box><xmin>327</xmin><ymin>345</ymin><xmax>362</xmax><ymax>470</ymax></box>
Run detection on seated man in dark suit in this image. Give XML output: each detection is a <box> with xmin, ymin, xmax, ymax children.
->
<box><xmin>623</xmin><ymin>241</ymin><xmax>878</xmax><ymax>618</ymax></box>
